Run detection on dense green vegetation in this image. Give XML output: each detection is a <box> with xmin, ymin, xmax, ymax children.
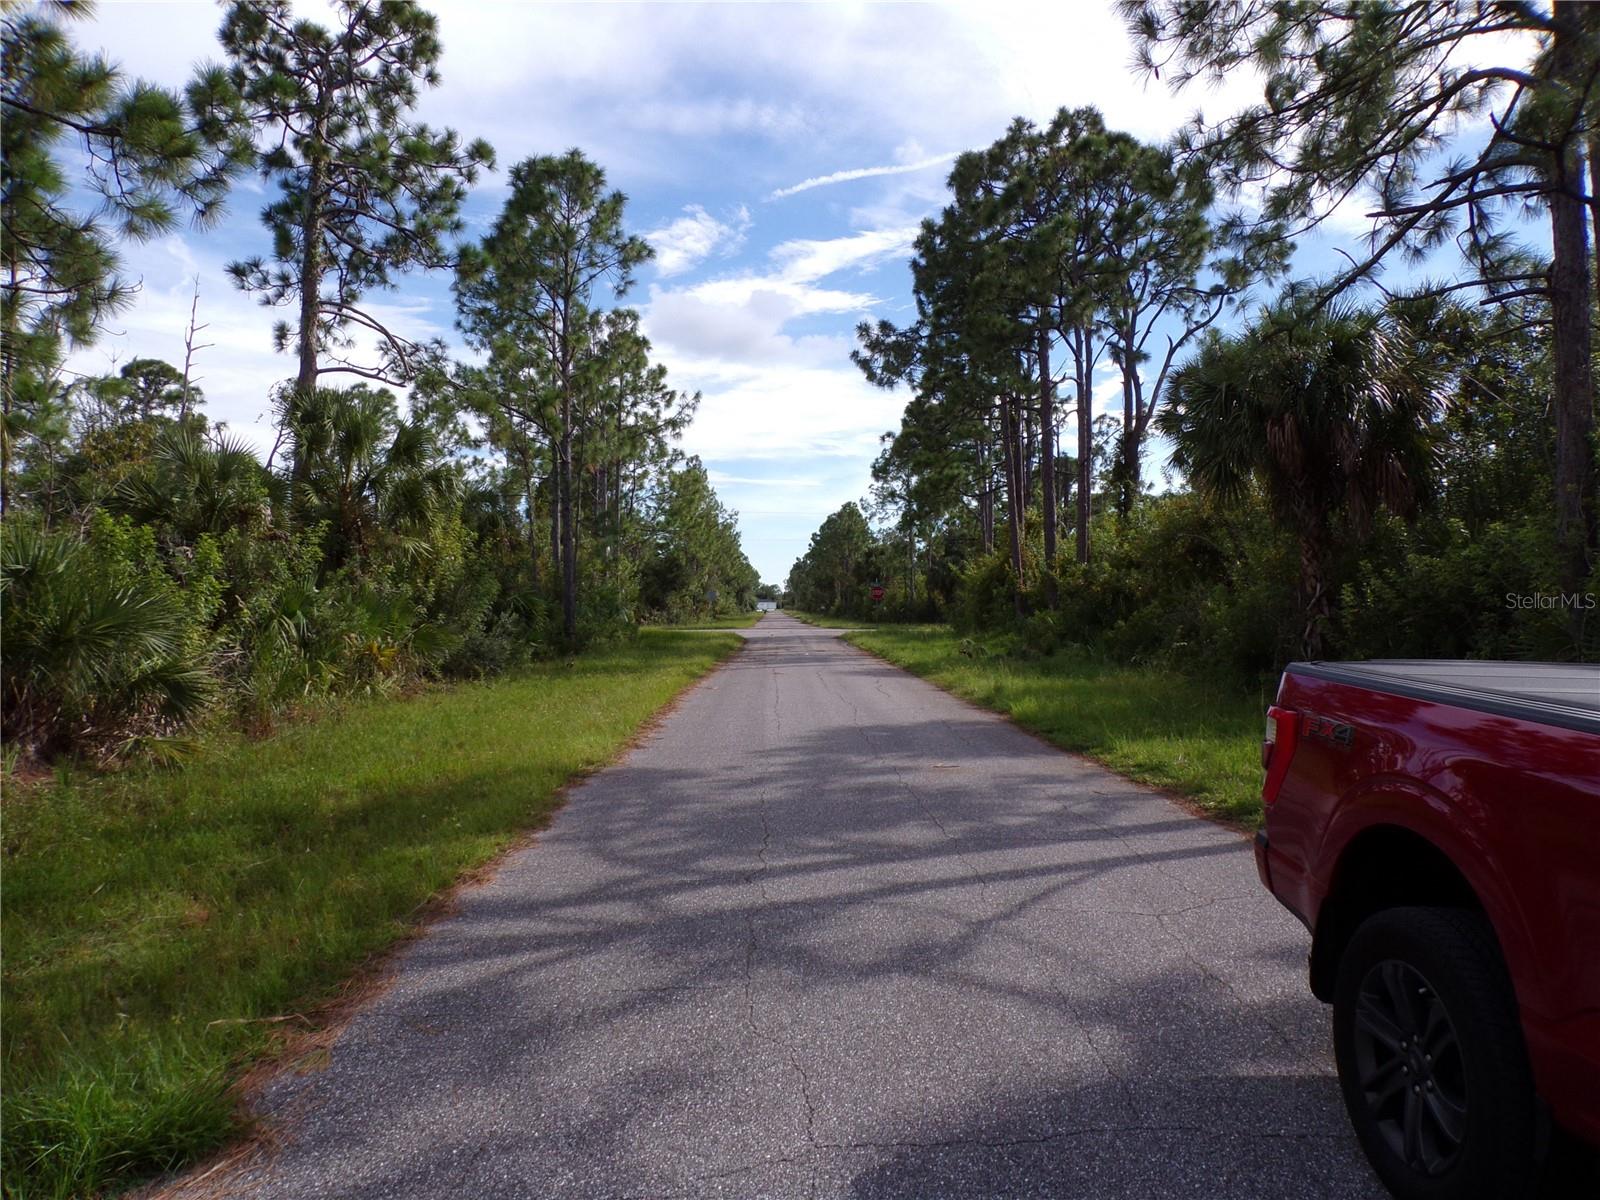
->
<box><xmin>1</xmin><ymin>630</ymin><xmax>740</xmax><ymax>1198</ymax></box>
<box><xmin>790</xmin><ymin>9</ymin><xmax>1599</xmax><ymax>679</ymax></box>
<box><xmin>1</xmin><ymin>2</ymin><xmax>759</xmax><ymax>770</ymax></box>
<box><xmin>1125</xmin><ymin>0</ymin><xmax>1599</xmax><ymax>596</ymax></box>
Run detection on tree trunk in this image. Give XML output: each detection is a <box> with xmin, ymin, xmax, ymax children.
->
<box><xmin>1588</xmin><ymin>132</ymin><xmax>1600</xmax><ymax>298</ymax></box>
<box><xmin>1022</xmin><ymin>395</ymin><xmax>1035</xmax><ymax>511</ymax></box>
<box><xmin>977</xmin><ymin>429</ymin><xmax>994</xmax><ymax>554</ymax></box>
<box><xmin>1</xmin><ymin>259</ymin><xmax>14</xmax><ymax>517</ymax></box>
<box><xmin>292</xmin><ymin>119</ymin><xmax>327</xmax><ymax>491</ymax></box>
<box><xmin>526</xmin><ymin>477</ymin><xmax>541</xmax><ymax>590</ymax></box>
<box><xmin>519</xmin><ymin>445</ymin><xmax>540</xmax><ymax>590</ymax></box>
<box><xmin>1</xmin><ymin>416</ymin><xmax>10</xmax><ymax>518</ymax></box>
<box><xmin>549</xmin><ymin>470</ymin><xmax>561</xmax><ymax>600</ymax></box>
<box><xmin>1002</xmin><ymin>397</ymin><xmax>1026</xmax><ymax>619</ymax></box>
<box><xmin>1</xmin><ymin>336</ymin><xmax>11</xmax><ymax>518</ymax></box>
<box><xmin>1297</xmin><ymin>526</ymin><xmax>1332</xmax><ymax>660</ymax></box>
<box><xmin>1016</xmin><ymin>394</ymin><xmax>1029</xmax><ymax>522</ymax></box>
<box><xmin>907</xmin><ymin>530</ymin><xmax>915</xmax><ymax>607</ymax></box>
<box><xmin>1038</xmin><ymin>323</ymin><xmax>1058</xmax><ymax>608</ymax></box>
<box><xmin>560</xmin><ymin>395</ymin><xmax>577</xmax><ymax>645</ymax></box>
<box><xmin>1119</xmin><ymin>340</ymin><xmax>1138</xmax><ymax>518</ymax></box>
<box><xmin>1547</xmin><ymin>122</ymin><xmax>1597</xmax><ymax>597</ymax></box>
<box><xmin>1584</xmin><ymin>0</ymin><xmax>1600</xmax><ymax>289</ymax></box>
<box><xmin>1076</xmin><ymin>325</ymin><xmax>1093</xmax><ymax>564</ymax></box>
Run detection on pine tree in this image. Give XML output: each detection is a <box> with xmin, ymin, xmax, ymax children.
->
<box><xmin>455</xmin><ymin>151</ymin><xmax>651</xmax><ymax>643</ymax></box>
<box><xmin>219</xmin><ymin>0</ymin><xmax>492</xmax><ymax>482</ymax></box>
<box><xmin>1</xmin><ymin>1</ymin><xmax>247</xmax><ymax>513</ymax></box>
<box><xmin>582</xmin><ymin>308</ymin><xmax>695</xmax><ymax>583</ymax></box>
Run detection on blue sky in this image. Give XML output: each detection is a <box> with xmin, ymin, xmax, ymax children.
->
<box><xmin>67</xmin><ymin>1</ymin><xmax>1527</xmax><ymax>583</ymax></box>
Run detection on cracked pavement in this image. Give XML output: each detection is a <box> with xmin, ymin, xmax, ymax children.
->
<box><xmin>227</xmin><ymin>614</ymin><xmax>1383</xmax><ymax>1198</ymax></box>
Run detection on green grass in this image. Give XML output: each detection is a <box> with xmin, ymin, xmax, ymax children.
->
<box><xmin>652</xmin><ymin>611</ymin><xmax>764</xmax><ymax>629</ymax></box>
<box><xmin>787</xmin><ymin>610</ymin><xmax>882</xmax><ymax>630</ymax></box>
<box><xmin>0</xmin><ymin>630</ymin><xmax>741</xmax><ymax>1199</ymax></box>
<box><xmin>846</xmin><ymin>626</ymin><xmax>1269</xmax><ymax>827</ymax></box>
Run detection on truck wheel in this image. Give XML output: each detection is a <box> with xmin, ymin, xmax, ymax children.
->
<box><xmin>1332</xmin><ymin>906</ymin><xmax>1537</xmax><ymax>1200</ymax></box>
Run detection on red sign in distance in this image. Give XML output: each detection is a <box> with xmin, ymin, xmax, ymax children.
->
<box><xmin>870</xmin><ymin>585</ymin><xmax>886</xmax><ymax>602</ymax></box>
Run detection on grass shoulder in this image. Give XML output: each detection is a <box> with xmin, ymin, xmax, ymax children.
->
<box><xmin>0</xmin><ymin>629</ymin><xmax>741</xmax><ymax>1199</ymax></box>
<box><xmin>845</xmin><ymin>625</ymin><xmax>1268</xmax><ymax>828</ymax></box>
<box><xmin>649</xmin><ymin>611</ymin><xmax>764</xmax><ymax>629</ymax></box>
<box><xmin>787</xmin><ymin>610</ymin><xmax>882</xmax><ymax>630</ymax></box>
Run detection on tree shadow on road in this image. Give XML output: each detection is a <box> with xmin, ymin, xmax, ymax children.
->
<box><xmin>193</xmin><ymin>627</ymin><xmax>1413</xmax><ymax>1198</ymax></box>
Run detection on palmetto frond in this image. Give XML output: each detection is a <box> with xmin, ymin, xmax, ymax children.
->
<box><xmin>1</xmin><ymin>521</ymin><xmax>215</xmax><ymax>758</ymax></box>
<box><xmin>284</xmin><ymin>388</ymin><xmax>456</xmax><ymax>574</ymax></box>
<box><xmin>110</xmin><ymin>425</ymin><xmax>275</xmax><ymax>537</ymax></box>
<box><xmin>1163</xmin><ymin>303</ymin><xmax>1441</xmax><ymax>520</ymax></box>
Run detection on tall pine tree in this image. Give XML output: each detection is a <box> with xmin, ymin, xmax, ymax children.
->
<box><xmin>220</xmin><ymin>0</ymin><xmax>491</xmax><ymax>481</ymax></box>
<box><xmin>456</xmin><ymin>151</ymin><xmax>651</xmax><ymax>643</ymax></box>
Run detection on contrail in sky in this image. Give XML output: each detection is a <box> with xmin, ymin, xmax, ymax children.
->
<box><xmin>768</xmin><ymin>152</ymin><xmax>959</xmax><ymax>200</ymax></box>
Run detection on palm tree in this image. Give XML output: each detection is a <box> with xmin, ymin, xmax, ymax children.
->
<box><xmin>111</xmin><ymin>425</ymin><xmax>275</xmax><ymax>541</ymax></box>
<box><xmin>287</xmin><ymin>387</ymin><xmax>458</xmax><ymax>573</ymax></box>
<box><xmin>1159</xmin><ymin>303</ymin><xmax>1443</xmax><ymax>658</ymax></box>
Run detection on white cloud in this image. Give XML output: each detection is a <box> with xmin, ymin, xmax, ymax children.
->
<box><xmin>771</xmin><ymin>225</ymin><xmax>921</xmax><ymax>283</ymax></box>
<box><xmin>769</xmin><ymin>152</ymin><xmax>959</xmax><ymax>200</ymax></box>
<box><xmin>645</xmin><ymin>204</ymin><xmax>751</xmax><ymax>277</ymax></box>
<box><xmin>1094</xmin><ymin>370</ymin><xmax>1126</xmax><ymax>418</ymax></box>
<box><xmin>678</xmin><ymin>364</ymin><xmax>904</xmax><ymax>462</ymax></box>
<box><xmin>626</xmin><ymin>98</ymin><xmax>810</xmax><ymax>140</ymax></box>
<box><xmin>645</xmin><ymin>287</ymin><xmax>859</xmax><ymax>373</ymax></box>
<box><xmin>75</xmin><ymin>1</ymin><xmax>1269</xmax><ymax>191</ymax></box>
<box><xmin>686</xmin><ymin>276</ymin><xmax>877</xmax><ymax>316</ymax></box>
<box><xmin>641</xmin><ymin>224</ymin><xmax>919</xmax><ymax>504</ymax></box>
<box><xmin>642</xmin><ymin>223</ymin><xmax>919</xmax><ymax>374</ymax></box>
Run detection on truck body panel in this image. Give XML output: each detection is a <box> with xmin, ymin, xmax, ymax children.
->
<box><xmin>1261</xmin><ymin>660</ymin><xmax>1600</xmax><ymax>1144</ymax></box>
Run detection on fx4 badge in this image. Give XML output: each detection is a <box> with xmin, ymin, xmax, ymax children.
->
<box><xmin>1304</xmin><ymin>713</ymin><xmax>1356</xmax><ymax>749</ymax></box>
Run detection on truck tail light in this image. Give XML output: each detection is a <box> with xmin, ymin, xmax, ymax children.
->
<box><xmin>1261</xmin><ymin>705</ymin><xmax>1299</xmax><ymax>807</ymax></box>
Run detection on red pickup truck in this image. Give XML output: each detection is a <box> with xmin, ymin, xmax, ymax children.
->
<box><xmin>1255</xmin><ymin>660</ymin><xmax>1600</xmax><ymax>1200</ymax></box>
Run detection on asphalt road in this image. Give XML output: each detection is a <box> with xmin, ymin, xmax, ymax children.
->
<box><xmin>229</xmin><ymin>613</ymin><xmax>1383</xmax><ymax>1199</ymax></box>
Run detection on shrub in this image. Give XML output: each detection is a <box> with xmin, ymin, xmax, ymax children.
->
<box><xmin>950</xmin><ymin>549</ymin><xmax>1024</xmax><ymax>633</ymax></box>
<box><xmin>1339</xmin><ymin>514</ymin><xmax>1598</xmax><ymax>661</ymax></box>
<box><xmin>1</xmin><ymin>517</ymin><xmax>216</xmax><ymax>761</ymax></box>
<box><xmin>1044</xmin><ymin>494</ymin><xmax>1298</xmax><ymax>681</ymax></box>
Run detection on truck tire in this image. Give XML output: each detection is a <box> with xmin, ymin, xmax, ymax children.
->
<box><xmin>1332</xmin><ymin>906</ymin><xmax>1537</xmax><ymax>1200</ymax></box>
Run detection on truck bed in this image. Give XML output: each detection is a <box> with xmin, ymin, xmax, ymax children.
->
<box><xmin>1286</xmin><ymin>660</ymin><xmax>1600</xmax><ymax>735</ymax></box>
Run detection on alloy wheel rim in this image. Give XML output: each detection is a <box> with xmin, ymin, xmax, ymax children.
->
<box><xmin>1351</xmin><ymin>959</ymin><xmax>1469</xmax><ymax>1177</ymax></box>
